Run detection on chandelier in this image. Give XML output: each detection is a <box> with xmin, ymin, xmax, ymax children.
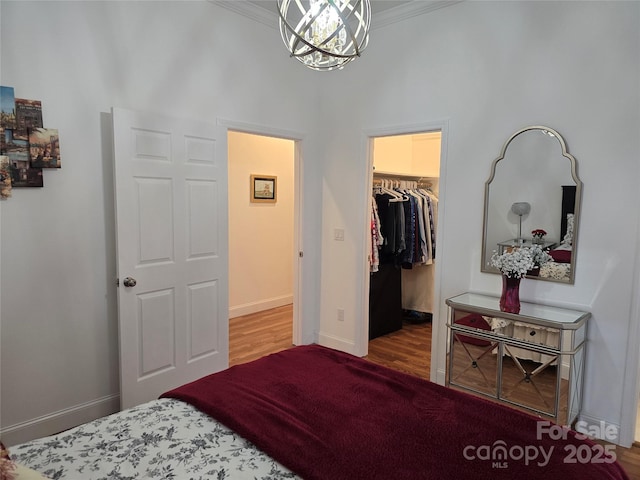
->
<box><xmin>277</xmin><ymin>0</ymin><xmax>371</xmax><ymax>71</ymax></box>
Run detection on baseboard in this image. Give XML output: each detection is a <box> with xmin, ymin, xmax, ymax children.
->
<box><xmin>1</xmin><ymin>394</ymin><xmax>120</xmax><ymax>447</ymax></box>
<box><xmin>317</xmin><ymin>332</ymin><xmax>357</xmax><ymax>356</ymax></box>
<box><xmin>229</xmin><ymin>294</ymin><xmax>293</xmax><ymax>318</ymax></box>
<box><xmin>576</xmin><ymin>411</ymin><xmax>623</xmax><ymax>446</ymax></box>
<box><xmin>434</xmin><ymin>367</ymin><xmax>447</xmax><ymax>386</ymax></box>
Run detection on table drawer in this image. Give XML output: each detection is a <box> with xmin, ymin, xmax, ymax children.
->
<box><xmin>490</xmin><ymin>318</ymin><xmax>561</xmax><ymax>350</ymax></box>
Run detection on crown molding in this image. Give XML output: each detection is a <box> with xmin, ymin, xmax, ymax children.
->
<box><xmin>372</xmin><ymin>1</ymin><xmax>464</xmax><ymax>29</ymax></box>
<box><xmin>210</xmin><ymin>1</ymin><xmax>277</xmax><ymax>28</ymax></box>
<box><xmin>210</xmin><ymin>1</ymin><xmax>464</xmax><ymax>30</ymax></box>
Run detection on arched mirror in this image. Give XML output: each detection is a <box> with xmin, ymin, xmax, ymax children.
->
<box><xmin>481</xmin><ymin>126</ymin><xmax>582</xmax><ymax>284</ymax></box>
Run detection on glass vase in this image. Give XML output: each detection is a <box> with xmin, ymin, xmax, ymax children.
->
<box><xmin>500</xmin><ymin>275</ymin><xmax>521</xmax><ymax>313</ymax></box>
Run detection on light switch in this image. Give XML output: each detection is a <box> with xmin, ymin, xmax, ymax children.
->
<box><xmin>334</xmin><ymin>228</ymin><xmax>344</xmax><ymax>241</ymax></box>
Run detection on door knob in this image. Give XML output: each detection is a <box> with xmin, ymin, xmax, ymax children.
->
<box><xmin>123</xmin><ymin>277</ymin><xmax>137</xmax><ymax>287</ymax></box>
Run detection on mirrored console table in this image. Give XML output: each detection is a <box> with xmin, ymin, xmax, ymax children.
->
<box><xmin>445</xmin><ymin>292</ymin><xmax>589</xmax><ymax>426</ymax></box>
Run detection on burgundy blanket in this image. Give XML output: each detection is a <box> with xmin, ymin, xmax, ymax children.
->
<box><xmin>161</xmin><ymin>345</ymin><xmax>628</xmax><ymax>480</ymax></box>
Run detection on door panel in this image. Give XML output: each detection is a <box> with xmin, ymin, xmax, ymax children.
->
<box><xmin>113</xmin><ymin>107</ymin><xmax>228</xmax><ymax>409</ymax></box>
<box><xmin>138</xmin><ymin>289</ymin><xmax>175</xmax><ymax>378</ymax></box>
<box><xmin>189</xmin><ymin>281</ymin><xmax>219</xmax><ymax>359</ymax></box>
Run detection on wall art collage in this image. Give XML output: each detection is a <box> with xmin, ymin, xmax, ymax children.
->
<box><xmin>0</xmin><ymin>86</ymin><xmax>61</xmax><ymax>199</ymax></box>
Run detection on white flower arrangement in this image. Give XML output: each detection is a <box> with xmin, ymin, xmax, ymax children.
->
<box><xmin>490</xmin><ymin>245</ymin><xmax>553</xmax><ymax>278</ymax></box>
<box><xmin>530</xmin><ymin>244</ymin><xmax>554</xmax><ymax>267</ymax></box>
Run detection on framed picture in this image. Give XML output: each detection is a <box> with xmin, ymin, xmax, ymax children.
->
<box><xmin>0</xmin><ymin>86</ymin><xmax>16</xmax><ymax>129</ymax></box>
<box><xmin>250</xmin><ymin>174</ymin><xmax>277</xmax><ymax>203</ymax></box>
<box><xmin>29</xmin><ymin>127</ymin><xmax>61</xmax><ymax>168</ymax></box>
<box><xmin>0</xmin><ymin>155</ymin><xmax>12</xmax><ymax>198</ymax></box>
<box><xmin>3</xmin><ymin>128</ymin><xmax>43</xmax><ymax>187</ymax></box>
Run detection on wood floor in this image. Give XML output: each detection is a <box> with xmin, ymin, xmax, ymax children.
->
<box><xmin>229</xmin><ymin>304</ymin><xmax>294</xmax><ymax>366</ymax></box>
<box><xmin>229</xmin><ymin>304</ymin><xmax>640</xmax><ymax>479</ymax></box>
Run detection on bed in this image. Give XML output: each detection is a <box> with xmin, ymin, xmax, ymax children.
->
<box><xmin>5</xmin><ymin>344</ymin><xmax>630</xmax><ymax>480</ymax></box>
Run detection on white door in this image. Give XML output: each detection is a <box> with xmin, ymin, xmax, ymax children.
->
<box><xmin>113</xmin><ymin>107</ymin><xmax>228</xmax><ymax>409</ymax></box>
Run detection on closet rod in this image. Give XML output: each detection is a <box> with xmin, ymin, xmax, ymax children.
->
<box><xmin>373</xmin><ymin>169</ymin><xmax>437</xmax><ymax>183</ymax></box>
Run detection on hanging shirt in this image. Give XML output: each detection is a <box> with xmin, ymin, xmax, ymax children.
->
<box><xmin>370</xmin><ymin>196</ymin><xmax>384</xmax><ymax>272</ymax></box>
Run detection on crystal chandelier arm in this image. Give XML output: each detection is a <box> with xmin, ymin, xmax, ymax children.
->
<box><xmin>280</xmin><ymin>1</ymin><xmax>330</xmax><ymax>56</ymax></box>
<box><xmin>281</xmin><ymin>8</ymin><xmax>354</xmax><ymax>59</ymax></box>
<box><xmin>329</xmin><ymin>0</ymin><xmax>368</xmax><ymax>56</ymax></box>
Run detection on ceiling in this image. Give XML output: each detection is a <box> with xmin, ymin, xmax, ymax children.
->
<box><xmin>213</xmin><ymin>1</ymin><xmax>461</xmax><ymax>28</ymax></box>
<box><xmin>246</xmin><ymin>0</ymin><xmax>414</xmax><ymax>17</ymax></box>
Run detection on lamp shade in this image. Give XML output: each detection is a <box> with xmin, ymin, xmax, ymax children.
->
<box><xmin>511</xmin><ymin>202</ymin><xmax>531</xmax><ymax>216</ymax></box>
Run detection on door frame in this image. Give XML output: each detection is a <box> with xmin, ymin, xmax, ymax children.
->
<box><xmin>358</xmin><ymin>120</ymin><xmax>450</xmax><ymax>384</ymax></box>
<box><xmin>620</xmin><ymin>245</ymin><xmax>640</xmax><ymax>446</ymax></box>
<box><xmin>218</xmin><ymin>118</ymin><xmax>305</xmax><ymax>345</ymax></box>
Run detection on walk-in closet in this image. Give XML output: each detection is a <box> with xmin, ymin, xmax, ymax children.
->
<box><xmin>368</xmin><ymin>132</ymin><xmax>441</xmax><ymax>376</ymax></box>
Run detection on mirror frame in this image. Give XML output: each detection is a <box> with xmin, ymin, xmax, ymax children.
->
<box><xmin>481</xmin><ymin>126</ymin><xmax>583</xmax><ymax>284</ymax></box>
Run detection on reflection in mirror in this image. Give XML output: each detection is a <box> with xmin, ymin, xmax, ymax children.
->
<box><xmin>481</xmin><ymin>126</ymin><xmax>582</xmax><ymax>284</ymax></box>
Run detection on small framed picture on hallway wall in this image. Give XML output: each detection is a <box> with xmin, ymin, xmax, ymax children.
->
<box><xmin>250</xmin><ymin>174</ymin><xmax>277</xmax><ymax>203</ymax></box>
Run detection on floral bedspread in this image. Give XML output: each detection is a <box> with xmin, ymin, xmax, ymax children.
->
<box><xmin>539</xmin><ymin>261</ymin><xmax>571</xmax><ymax>281</ymax></box>
<box><xmin>9</xmin><ymin>398</ymin><xmax>300</xmax><ymax>480</ymax></box>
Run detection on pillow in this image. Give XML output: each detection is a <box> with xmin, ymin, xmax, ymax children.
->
<box><xmin>550</xmin><ymin>248</ymin><xmax>572</xmax><ymax>264</ymax></box>
<box><xmin>1</xmin><ymin>440</ymin><xmax>14</xmax><ymax>480</ymax></box>
<box><xmin>12</xmin><ymin>464</ymin><xmax>52</xmax><ymax>480</ymax></box>
<box><xmin>1</xmin><ymin>442</ymin><xmax>51</xmax><ymax>480</ymax></box>
<box><xmin>454</xmin><ymin>313</ymin><xmax>492</xmax><ymax>346</ymax></box>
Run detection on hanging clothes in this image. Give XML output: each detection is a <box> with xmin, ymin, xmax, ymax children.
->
<box><xmin>370</xmin><ymin>197</ymin><xmax>384</xmax><ymax>273</ymax></box>
<box><xmin>370</xmin><ymin>177</ymin><xmax>439</xmax><ymax>323</ymax></box>
<box><xmin>370</xmin><ymin>180</ymin><xmax>437</xmax><ymax>270</ymax></box>
<box><xmin>373</xmin><ymin>188</ymin><xmax>405</xmax><ymax>266</ymax></box>
<box><xmin>402</xmin><ymin>186</ymin><xmax>438</xmax><ymax>316</ymax></box>
<box><xmin>422</xmin><ymin>188</ymin><xmax>438</xmax><ymax>261</ymax></box>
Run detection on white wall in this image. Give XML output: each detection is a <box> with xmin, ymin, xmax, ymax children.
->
<box><xmin>317</xmin><ymin>0</ymin><xmax>640</xmax><ymax>445</ymax></box>
<box><xmin>228</xmin><ymin>131</ymin><xmax>294</xmax><ymax>317</ymax></box>
<box><xmin>0</xmin><ymin>1</ymin><xmax>322</xmax><ymax>445</ymax></box>
<box><xmin>373</xmin><ymin>132</ymin><xmax>441</xmax><ymax>178</ymax></box>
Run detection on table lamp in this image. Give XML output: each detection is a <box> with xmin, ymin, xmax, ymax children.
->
<box><xmin>511</xmin><ymin>202</ymin><xmax>531</xmax><ymax>242</ymax></box>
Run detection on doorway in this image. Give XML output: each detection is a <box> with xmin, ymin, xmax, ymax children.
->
<box><xmin>227</xmin><ymin>130</ymin><xmax>299</xmax><ymax>363</ymax></box>
<box><xmin>366</xmin><ymin>130</ymin><xmax>443</xmax><ymax>380</ymax></box>
<box><xmin>636</xmin><ymin>400</ymin><xmax>640</xmax><ymax>442</ymax></box>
